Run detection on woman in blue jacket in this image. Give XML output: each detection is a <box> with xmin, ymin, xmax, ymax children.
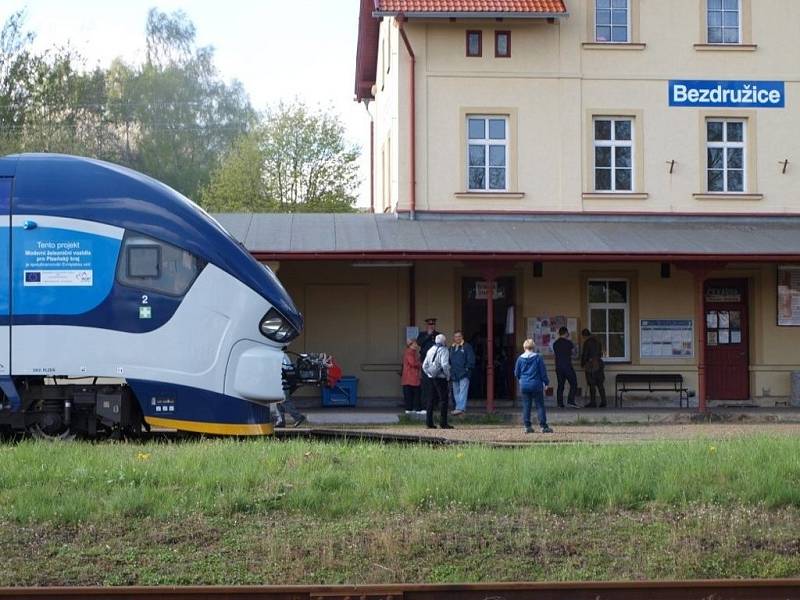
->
<box><xmin>514</xmin><ymin>339</ymin><xmax>554</xmax><ymax>434</ymax></box>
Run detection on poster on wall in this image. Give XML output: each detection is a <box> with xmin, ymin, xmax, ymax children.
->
<box><xmin>778</xmin><ymin>266</ymin><xmax>800</xmax><ymax>326</ymax></box>
<box><xmin>640</xmin><ymin>319</ymin><xmax>694</xmax><ymax>358</ymax></box>
<box><xmin>526</xmin><ymin>316</ymin><xmax>579</xmax><ymax>356</ymax></box>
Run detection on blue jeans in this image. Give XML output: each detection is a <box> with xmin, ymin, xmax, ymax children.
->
<box><xmin>276</xmin><ymin>392</ymin><xmax>304</xmax><ymax>423</ymax></box>
<box><xmin>452</xmin><ymin>377</ymin><xmax>470</xmax><ymax>411</ymax></box>
<box><xmin>521</xmin><ymin>387</ymin><xmax>548</xmax><ymax>429</ymax></box>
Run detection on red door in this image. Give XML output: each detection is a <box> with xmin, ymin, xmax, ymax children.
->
<box><xmin>704</xmin><ymin>279</ymin><xmax>749</xmax><ymax>401</ymax></box>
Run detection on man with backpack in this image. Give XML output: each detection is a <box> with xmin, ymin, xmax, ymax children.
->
<box><xmin>580</xmin><ymin>329</ymin><xmax>607</xmax><ymax>408</ymax></box>
<box><xmin>422</xmin><ymin>334</ymin><xmax>452</xmax><ymax>429</ymax></box>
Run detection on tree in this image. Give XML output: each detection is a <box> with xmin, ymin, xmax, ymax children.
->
<box><xmin>201</xmin><ymin>102</ymin><xmax>360</xmax><ymax>213</ymax></box>
<box><xmin>198</xmin><ymin>130</ymin><xmax>273</xmax><ymax>212</ymax></box>
<box><xmin>122</xmin><ymin>9</ymin><xmax>256</xmax><ymax>198</ymax></box>
<box><xmin>0</xmin><ymin>9</ymin><xmax>255</xmax><ymax>200</ymax></box>
<box><xmin>0</xmin><ymin>11</ymin><xmax>35</xmax><ymax>154</ymax></box>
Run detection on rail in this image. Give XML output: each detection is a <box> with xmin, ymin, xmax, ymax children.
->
<box><xmin>3</xmin><ymin>580</ymin><xmax>800</xmax><ymax>599</ymax></box>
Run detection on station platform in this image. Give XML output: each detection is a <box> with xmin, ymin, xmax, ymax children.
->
<box><xmin>298</xmin><ymin>404</ymin><xmax>800</xmax><ymax>427</ymax></box>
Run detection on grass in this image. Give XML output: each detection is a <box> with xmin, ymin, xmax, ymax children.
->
<box><xmin>3</xmin><ymin>435</ymin><xmax>800</xmax><ymax>584</ymax></box>
<box><xmin>3</xmin><ymin>436</ymin><xmax>800</xmax><ymax>524</ymax></box>
<box><xmin>5</xmin><ymin>506</ymin><xmax>800</xmax><ymax>585</ymax></box>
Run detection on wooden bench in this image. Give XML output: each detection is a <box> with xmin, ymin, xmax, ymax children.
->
<box><xmin>615</xmin><ymin>373</ymin><xmax>689</xmax><ymax>408</ymax></box>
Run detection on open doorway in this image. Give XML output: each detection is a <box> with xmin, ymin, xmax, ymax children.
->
<box><xmin>461</xmin><ymin>276</ymin><xmax>516</xmax><ymax>401</ymax></box>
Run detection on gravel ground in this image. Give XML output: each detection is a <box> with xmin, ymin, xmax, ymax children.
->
<box><xmin>340</xmin><ymin>422</ymin><xmax>800</xmax><ymax>445</ymax></box>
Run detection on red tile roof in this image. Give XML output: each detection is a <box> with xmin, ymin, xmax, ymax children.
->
<box><xmin>375</xmin><ymin>0</ymin><xmax>567</xmax><ymax>13</ymax></box>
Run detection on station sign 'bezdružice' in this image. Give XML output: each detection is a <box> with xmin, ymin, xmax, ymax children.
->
<box><xmin>669</xmin><ymin>80</ymin><xmax>785</xmax><ymax>108</ymax></box>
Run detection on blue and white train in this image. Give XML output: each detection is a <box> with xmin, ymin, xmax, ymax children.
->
<box><xmin>0</xmin><ymin>153</ymin><xmax>303</xmax><ymax>438</ymax></box>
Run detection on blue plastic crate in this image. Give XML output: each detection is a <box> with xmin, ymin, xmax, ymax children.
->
<box><xmin>322</xmin><ymin>376</ymin><xmax>358</xmax><ymax>407</ymax></box>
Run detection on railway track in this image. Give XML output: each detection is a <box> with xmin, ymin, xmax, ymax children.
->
<box><xmin>2</xmin><ymin>580</ymin><xmax>800</xmax><ymax>599</ymax></box>
<box><xmin>274</xmin><ymin>427</ymin><xmax>462</xmax><ymax>445</ymax></box>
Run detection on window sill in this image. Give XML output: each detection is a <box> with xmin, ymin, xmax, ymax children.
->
<box><xmin>582</xmin><ymin>42</ymin><xmax>646</xmax><ymax>51</ymax></box>
<box><xmin>693</xmin><ymin>193</ymin><xmax>764</xmax><ymax>201</ymax></box>
<box><xmin>455</xmin><ymin>192</ymin><xmax>525</xmax><ymax>199</ymax></box>
<box><xmin>694</xmin><ymin>43</ymin><xmax>757</xmax><ymax>52</ymax></box>
<box><xmin>582</xmin><ymin>192</ymin><xmax>649</xmax><ymax>200</ymax></box>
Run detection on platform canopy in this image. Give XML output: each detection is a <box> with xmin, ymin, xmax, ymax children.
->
<box><xmin>212</xmin><ymin>213</ymin><xmax>800</xmax><ymax>263</ymax></box>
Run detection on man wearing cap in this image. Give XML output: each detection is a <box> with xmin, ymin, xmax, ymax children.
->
<box><xmin>417</xmin><ymin>318</ymin><xmax>440</xmax><ymax>414</ymax></box>
<box><xmin>416</xmin><ymin>318</ymin><xmax>440</xmax><ymax>361</ymax></box>
<box><xmin>422</xmin><ymin>333</ymin><xmax>453</xmax><ymax>429</ymax></box>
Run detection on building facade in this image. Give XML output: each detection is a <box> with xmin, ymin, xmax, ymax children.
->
<box><xmin>227</xmin><ymin>0</ymin><xmax>800</xmax><ymax>409</ymax></box>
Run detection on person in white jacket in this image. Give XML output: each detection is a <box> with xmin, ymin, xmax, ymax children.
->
<box><xmin>422</xmin><ymin>334</ymin><xmax>452</xmax><ymax>429</ymax></box>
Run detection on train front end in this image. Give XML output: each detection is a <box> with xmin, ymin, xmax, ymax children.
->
<box><xmin>0</xmin><ymin>154</ymin><xmax>302</xmax><ymax>438</ymax></box>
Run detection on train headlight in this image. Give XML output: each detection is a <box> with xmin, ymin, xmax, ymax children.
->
<box><xmin>259</xmin><ymin>308</ymin><xmax>298</xmax><ymax>343</ymax></box>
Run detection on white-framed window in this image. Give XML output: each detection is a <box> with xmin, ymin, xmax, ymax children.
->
<box><xmin>595</xmin><ymin>0</ymin><xmax>629</xmax><ymax>43</ymax></box>
<box><xmin>707</xmin><ymin>119</ymin><xmax>745</xmax><ymax>193</ymax></box>
<box><xmin>588</xmin><ymin>279</ymin><xmax>629</xmax><ymax>361</ymax></box>
<box><xmin>467</xmin><ymin>116</ymin><xmax>508</xmax><ymax>192</ymax></box>
<box><xmin>593</xmin><ymin>117</ymin><xmax>633</xmax><ymax>192</ymax></box>
<box><xmin>708</xmin><ymin>0</ymin><xmax>740</xmax><ymax>44</ymax></box>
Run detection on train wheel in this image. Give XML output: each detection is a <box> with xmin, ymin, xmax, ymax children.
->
<box><xmin>28</xmin><ymin>423</ymin><xmax>76</xmax><ymax>442</ymax></box>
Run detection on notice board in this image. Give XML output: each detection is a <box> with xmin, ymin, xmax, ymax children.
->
<box><xmin>640</xmin><ymin>319</ymin><xmax>694</xmax><ymax>358</ymax></box>
<box><xmin>778</xmin><ymin>266</ymin><xmax>800</xmax><ymax>326</ymax></box>
<box><xmin>526</xmin><ymin>316</ymin><xmax>579</xmax><ymax>356</ymax></box>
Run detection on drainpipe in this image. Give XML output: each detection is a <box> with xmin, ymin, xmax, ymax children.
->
<box><xmin>362</xmin><ymin>99</ymin><xmax>375</xmax><ymax>213</ymax></box>
<box><xmin>397</xmin><ymin>15</ymin><xmax>416</xmax><ymax>220</ymax></box>
<box><xmin>482</xmin><ymin>266</ymin><xmax>497</xmax><ymax>414</ymax></box>
<box><xmin>694</xmin><ymin>269</ymin><xmax>708</xmax><ymax>414</ymax></box>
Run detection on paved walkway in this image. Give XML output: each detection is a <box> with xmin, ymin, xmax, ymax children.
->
<box><xmin>302</xmin><ymin>406</ymin><xmax>800</xmax><ymax>426</ymax></box>
<box><xmin>376</xmin><ymin>422</ymin><xmax>800</xmax><ymax>444</ymax></box>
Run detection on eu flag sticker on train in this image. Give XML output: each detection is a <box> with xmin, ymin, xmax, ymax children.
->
<box><xmin>139</xmin><ymin>306</ymin><xmax>152</xmax><ymax>319</ymax></box>
<box><xmin>23</xmin><ymin>270</ymin><xmax>93</xmax><ymax>286</ymax></box>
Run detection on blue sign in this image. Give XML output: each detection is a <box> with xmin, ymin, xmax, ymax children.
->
<box><xmin>669</xmin><ymin>80</ymin><xmax>785</xmax><ymax>108</ymax></box>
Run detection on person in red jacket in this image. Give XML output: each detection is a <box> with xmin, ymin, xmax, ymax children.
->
<box><xmin>402</xmin><ymin>339</ymin><xmax>423</xmax><ymax>413</ymax></box>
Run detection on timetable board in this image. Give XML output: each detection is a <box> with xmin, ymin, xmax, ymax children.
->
<box><xmin>640</xmin><ymin>319</ymin><xmax>694</xmax><ymax>358</ymax></box>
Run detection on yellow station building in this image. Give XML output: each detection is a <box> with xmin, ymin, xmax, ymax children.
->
<box><xmin>218</xmin><ymin>0</ymin><xmax>800</xmax><ymax>409</ymax></box>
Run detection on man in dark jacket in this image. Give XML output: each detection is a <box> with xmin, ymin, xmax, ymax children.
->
<box><xmin>416</xmin><ymin>318</ymin><xmax>440</xmax><ymax>361</ymax></box>
<box><xmin>552</xmin><ymin>327</ymin><xmax>578</xmax><ymax>408</ymax></box>
<box><xmin>580</xmin><ymin>329</ymin><xmax>607</xmax><ymax>408</ymax></box>
<box><xmin>449</xmin><ymin>330</ymin><xmax>475</xmax><ymax>416</ymax></box>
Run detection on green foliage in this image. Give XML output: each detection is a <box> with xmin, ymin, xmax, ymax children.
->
<box><xmin>2</xmin><ymin>435</ymin><xmax>800</xmax><ymax>525</ymax></box>
<box><xmin>0</xmin><ymin>9</ymin><xmax>254</xmax><ymax>199</ymax></box>
<box><xmin>0</xmin><ymin>10</ymin><xmax>358</xmax><ymax>209</ymax></box>
<box><xmin>200</xmin><ymin>101</ymin><xmax>360</xmax><ymax>213</ymax></box>
<box><xmin>4</xmin><ymin>437</ymin><xmax>800</xmax><ymax>584</ymax></box>
<box><xmin>198</xmin><ymin>130</ymin><xmax>274</xmax><ymax>212</ymax></box>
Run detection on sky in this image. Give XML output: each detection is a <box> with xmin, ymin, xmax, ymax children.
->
<box><xmin>6</xmin><ymin>0</ymin><xmax>371</xmax><ymax>207</ymax></box>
